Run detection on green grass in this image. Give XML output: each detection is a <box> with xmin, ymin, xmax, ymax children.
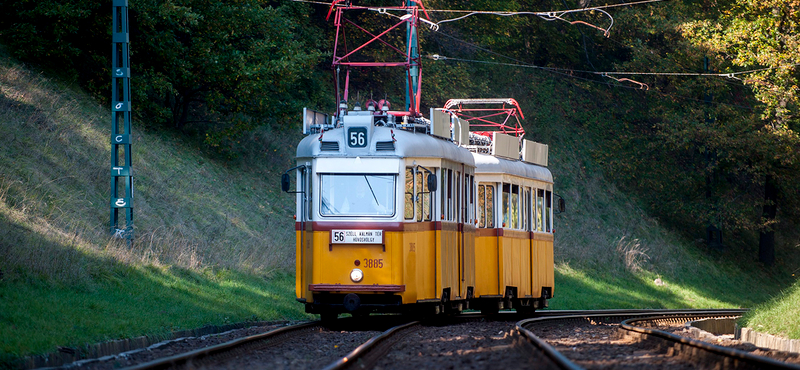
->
<box><xmin>0</xmin><ymin>266</ymin><xmax>306</xmax><ymax>360</ymax></box>
<box><xmin>739</xmin><ymin>281</ymin><xmax>800</xmax><ymax>339</ymax></box>
<box><xmin>0</xmin><ymin>47</ymin><xmax>309</xmax><ymax>364</ymax></box>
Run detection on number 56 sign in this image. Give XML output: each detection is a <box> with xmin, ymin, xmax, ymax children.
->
<box><xmin>347</xmin><ymin>127</ymin><xmax>367</xmax><ymax>148</ymax></box>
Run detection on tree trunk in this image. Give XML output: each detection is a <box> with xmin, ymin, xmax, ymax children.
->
<box><xmin>759</xmin><ymin>174</ymin><xmax>777</xmax><ymax>266</ymax></box>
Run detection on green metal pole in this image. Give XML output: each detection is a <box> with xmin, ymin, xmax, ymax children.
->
<box><xmin>111</xmin><ymin>0</ymin><xmax>134</xmax><ymax>240</ymax></box>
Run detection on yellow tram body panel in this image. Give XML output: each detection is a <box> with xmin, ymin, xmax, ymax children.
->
<box><xmin>532</xmin><ymin>232</ymin><xmax>555</xmax><ymax>298</ymax></box>
<box><xmin>438</xmin><ymin>223</ymin><xmax>459</xmax><ymax>299</ymax></box>
<box><xmin>500</xmin><ymin>229</ymin><xmax>533</xmax><ymax>297</ymax></box>
<box><xmin>311</xmin><ymin>232</ymin><xmax>393</xmax><ymax>286</ymax></box>
<box><xmin>297</xmin><ymin>224</ymin><xmax>466</xmax><ymax>305</ymax></box>
<box><xmin>471</xmin><ymin>229</ymin><xmax>554</xmax><ymax>300</ymax></box>
<box><xmin>474</xmin><ymin>230</ymin><xmax>499</xmax><ymax>297</ymax></box>
<box><xmin>461</xmin><ymin>225</ymin><xmax>476</xmax><ymax>300</ymax></box>
<box><xmin>402</xmin><ymin>223</ymin><xmax>438</xmax><ymax>302</ymax></box>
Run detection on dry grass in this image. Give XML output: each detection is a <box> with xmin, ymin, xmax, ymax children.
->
<box><xmin>0</xmin><ymin>52</ymin><xmax>297</xmax><ymax>286</ymax></box>
<box><xmin>615</xmin><ymin>236</ymin><xmax>650</xmax><ymax>273</ymax></box>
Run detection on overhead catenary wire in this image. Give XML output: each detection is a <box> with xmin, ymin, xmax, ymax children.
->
<box><xmin>424</xmin><ymin>54</ymin><xmax>759</xmax><ymax>111</ymax></box>
<box><xmin>291</xmin><ymin>0</ymin><xmax>666</xmax><ymax>37</ymax></box>
<box><xmin>429</xmin><ymin>7</ymin><xmax>615</xmax><ymax>36</ymax></box>
<box><xmin>427</xmin><ymin>53</ymin><xmax>800</xmax><ymax>83</ymax></box>
<box><xmin>291</xmin><ymin>0</ymin><xmax>763</xmax><ymax>110</ymax></box>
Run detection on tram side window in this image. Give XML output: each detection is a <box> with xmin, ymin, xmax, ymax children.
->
<box><xmin>541</xmin><ymin>189</ymin><xmax>548</xmax><ymax>232</ymax></box>
<box><xmin>545</xmin><ymin>190</ymin><xmax>553</xmax><ymax>232</ymax></box>
<box><xmin>524</xmin><ymin>188</ymin><xmax>531</xmax><ymax>231</ymax></box>
<box><xmin>486</xmin><ymin>185</ymin><xmax>495</xmax><ymax>228</ymax></box>
<box><xmin>416</xmin><ymin>170</ymin><xmax>433</xmax><ymax>221</ymax></box>
<box><xmin>447</xmin><ymin>169</ymin><xmax>454</xmax><ymax>221</ymax></box>
<box><xmin>466</xmin><ymin>174</ymin><xmax>474</xmax><ymax>224</ymax></box>
<box><xmin>502</xmin><ymin>183</ymin><xmax>510</xmax><ymax>228</ymax></box>
<box><xmin>536</xmin><ymin>189</ymin><xmax>544</xmax><ymax>232</ymax></box>
<box><xmin>478</xmin><ymin>184</ymin><xmax>495</xmax><ymax>228</ymax></box>
<box><xmin>405</xmin><ymin>168</ymin><xmax>414</xmax><ymax>220</ymax></box>
<box><xmin>308</xmin><ymin>173</ymin><xmax>313</xmax><ymax>219</ymax></box>
<box><xmin>456</xmin><ymin>171</ymin><xmax>462</xmax><ymax>223</ymax></box>
<box><xmin>511</xmin><ymin>184</ymin><xmax>520</xmax><ymax>229</ymax></box>
<box><xmin>440</xmin><ymin>170</ymin><xmax>446</xmax><ymax>221</ymax></box>
<box><xmin>478</xmin><ymin>185</ymin><xmax>486</xmax><ymax>228</ymax></box>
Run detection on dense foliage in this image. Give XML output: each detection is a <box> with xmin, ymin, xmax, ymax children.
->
<box><xmin>1</xmin><ymin>0</ymin><xmax>797</xmax><ymax>263</ymax></box>
<box><xmin>0</xmin><ymin>0</ymin><xmax>328</xmax><ymax>150</ymax></box>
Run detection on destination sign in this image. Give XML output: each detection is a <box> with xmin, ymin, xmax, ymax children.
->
<box><xmin>331</xmin><ymin>229</ymin><xmax>383</xmax><ymax>244</ymax></box>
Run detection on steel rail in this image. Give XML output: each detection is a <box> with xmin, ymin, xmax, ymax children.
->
<box><xmin>514</xmin><ymin>309</ymin><xmax>759</xmax><ymax>370</ymax></box>
<box><xmin>322</xmin><ymin>320</ymin><xmax>420</xmax><ymax>370</ymax></box>
<box><xmin>123</xmin><ymin>321</ymin><xmax>321</xmax><ymax>370</ymax></box>
<box><xmin>622</xmin><ymin>315</ymin><xmax>800</xmax><ymax>370</ymax></box>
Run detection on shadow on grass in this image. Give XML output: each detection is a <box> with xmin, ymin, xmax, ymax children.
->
<box><xmin>547</xmin><ymin>266</ymin><xmax>751</xmax><ymax>310</ymax></box>
<box><xmin>0</xmin><ymin>214</ymin><xmax>308</xmax><ymax>367</ymax></box>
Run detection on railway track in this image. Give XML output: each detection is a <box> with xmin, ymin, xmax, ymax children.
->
<box><xmin>118</xmin><ymin>317</ymin><xmax>396</xmax><ymax>370</ymax></box>
<box><xmin>66</xmin><ymin>310</ymin><xmax>800</xmax><ymax>370</ymax></box>
<box><xmin>517</xmin><ymin>309</ymin><xmax>800</xmax><ymax>370</ymax></box>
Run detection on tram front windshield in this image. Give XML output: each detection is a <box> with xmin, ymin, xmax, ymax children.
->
<box><xmin>320</xmin><ymin>174</ymin><xmax>396</xmax><ymax>216</ymax></box>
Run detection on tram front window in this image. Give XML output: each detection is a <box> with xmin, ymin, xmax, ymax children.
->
<box><xmin>320</xmin><ymin>174</ymin><xmax>396</xmax><ymax>216</ymax></box>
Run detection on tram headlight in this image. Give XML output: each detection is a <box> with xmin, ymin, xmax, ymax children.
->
<box><xmin>350</xmin><ymin>268</ymin><xmax>364</xmax><ymax>283</ymax></box>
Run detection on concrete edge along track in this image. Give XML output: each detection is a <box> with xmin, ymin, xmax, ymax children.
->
<box><xmin>516</xmin><ymin>309</ymin><xmax>800</xmax><ymax>370</ymax></box>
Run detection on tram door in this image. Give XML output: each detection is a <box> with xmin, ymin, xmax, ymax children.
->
<box><xmin>293</xmin><ymin>165</ymin><xmax>313</xmax><ymax>300</ymax></box>
<box><xmin>460</xmin><ymin>172</ymin><xmax>476</xmax><ymax>300</ymax></box>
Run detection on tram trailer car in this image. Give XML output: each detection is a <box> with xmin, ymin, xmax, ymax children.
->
<box><xmin>471</xmin><ymin>151</ymin><xmax>555</xmax><ymax>314</ymax></box>
<box><xmin>282</xmin><ymin>105</ymin><xmax>559</xmax><ymax>319</ymax></box>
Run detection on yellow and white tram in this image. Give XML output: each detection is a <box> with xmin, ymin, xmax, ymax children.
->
<box><xmin>282</xmin><ymin>102</ymin><xmax>560</xmax><ymax>319</ymax></box>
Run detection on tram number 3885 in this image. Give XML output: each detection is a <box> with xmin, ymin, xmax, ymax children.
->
<box><xmin>362</xmin><ymin>258</ymin><xmax>383</xmax><ymax>268</ymax></box>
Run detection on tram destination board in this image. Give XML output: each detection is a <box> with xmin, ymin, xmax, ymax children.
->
<box><xmin>331</xmin><ymin>230</ymin><xmax>383</xmax><ymax>244</ymax></box>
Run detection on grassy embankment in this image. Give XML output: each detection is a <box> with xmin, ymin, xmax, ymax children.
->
<box><xmin>0</xmin><ymin>52</ymin><xmax>309</xmax><ymax>364</ymax></box>
<box><xmin>740</xmin><ymin>277</ymin><xmax>800</xmax><ymax>339</ymax></box>
<box><xmin>1</xmin><ymin>49</ymin><xmax>799</xmax><ymax>364</ymax></box>
<box><xmin>516</xmin><ymin>73</ymin><xmax>798</xmax><ymax>310</ymax></box>
<box><xmin>524</xmin><ymin>74</ymin><xmax>800</xmax><ymax>333</ymax></box>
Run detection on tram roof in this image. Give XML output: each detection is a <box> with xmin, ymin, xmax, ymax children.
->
<box><xmin>472</xmin><ymin>152</ymin><xmax>553</xmax><ymax>183</ymax></box>
<box><xmin>296</xmin><ymin>126</ymin><xmax>476</xmax><ymax>166</ymax></box>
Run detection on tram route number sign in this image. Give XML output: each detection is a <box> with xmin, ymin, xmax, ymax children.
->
<box><xmin>331</xmin><ymin>229</ymin><xmax>383</xmax><ymax>244</ymax></box>
<box><xmin>347</xmin><ymin>127</ymin><xmax>368</xmax><ymax>148</ymax></box>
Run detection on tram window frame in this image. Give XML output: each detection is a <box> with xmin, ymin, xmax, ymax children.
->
<box><xmin>405</xmin><ymin>168</ymin><xmax>414</xmax><ymax>220</ymax></box>
<box><xmin>523</xmin><ymin>188</ymin><xmax>531</xmax><ymax>231</ymax></box>
<box><xmin>456</xmin><ymin>171</ymin><xmax>462</xmax><ymax>223</ymax></box>
<box><xmin>416</xmin><ymin>170</ymin><xmax>433</xmax><ymax>222</ymax></box>
<box><xmin>541</xmin><ymin>189</ymin><xmax>548</xmax><ymax>233</ymax></box>
<box><xmin>466</xmin><ymin>174</ymin><xmax>474</xmax><ymax>224</ymax></box>
<box><xmin>536</xmin><ymin>189</ymin><xmax>544</xmax><ymax>232</ymax></box>
<box><xmin>486</xmin><ymin>185</ymin><xmax>495</xmax><ymax>228</ymax></box>
<box><xmin>511</xmin><ymin>184</ymin><xmax>520</xmax><ymax>229</ymax></box>
<box><xmin>478</xmin><ymin>185</ymin><xmax>486</xmax><ymax>228</ymax></box>
<box><xmin>502</xmin><ymin>183</ymin><xmax>510</xmax><ymax>228</ymax></box>
<box><xmin>477</xmin><ymin>183</ymin><xmax>496</xmax><ymax>228</ymax></box>
<box><xmin>447</xmin><ymin>169</ymin><xmax>454</xmax><ymax>221</ymax></box>
<box><xmin>319</xmin><ymin>173</ymin><xmax>397</xmax><ymax>217</ymax></box>
<box><xmin>545</xmin><ymin>190</ymin><xmax>553</xmax><ymax>232</ymax></box>
<box><xmin>440</xmin><ymin>169</ymin><xmax>446</xmax><ymax>221</ymax></box>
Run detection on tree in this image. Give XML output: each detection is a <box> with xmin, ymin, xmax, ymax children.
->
<box><xmin>0</xmin><ymin>0</ymin><xmax>110</xmax><ymax>90</ymax></box>
<box><xmin>683</xmin><ymin>0</ymin><xmax>800</xmax><ymax>265</ymax></box>
<box><xmin>131</xmin><ymin>0</ymin><xmax>326</xmax><ymax>146</ymax></box>
<box><xmin>0</xmin><ymin>0</ymin><xmax>328</xmax><ymax>150</ymax></box>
